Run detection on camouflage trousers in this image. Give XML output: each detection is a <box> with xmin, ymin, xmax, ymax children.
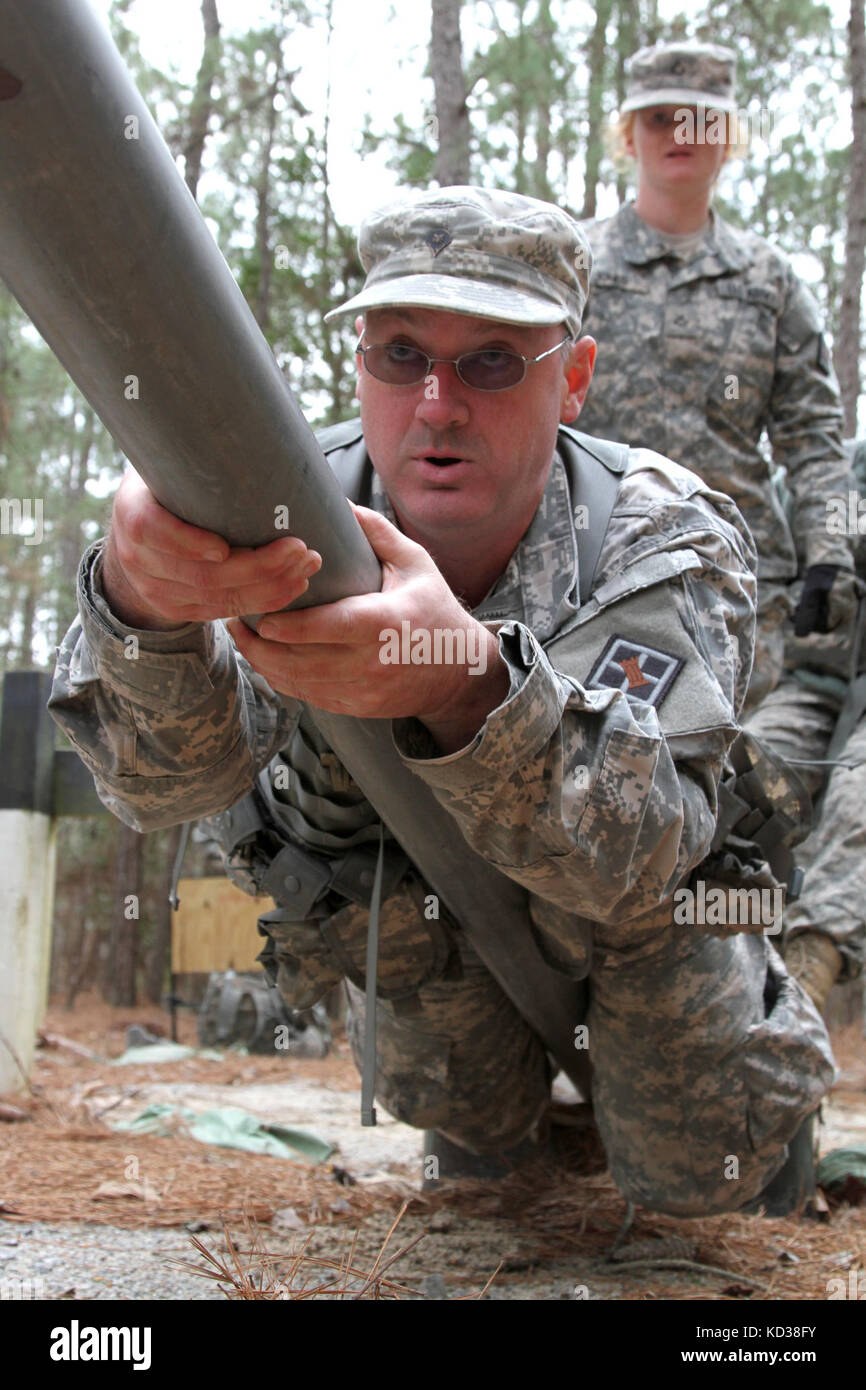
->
<box><xmin>342</xmin><ymin>907</ymin><xmax>833</xmax><ymax>1217</ymax></box>
<box><xmin>743</xmin><ymin>580</ymin><xmax>792</xmax><ymax>714</ymax></box>
<box><xmin>747</xmin><ymin>677</ymin><xmax>866</xmax><ymax>978</ymax></box>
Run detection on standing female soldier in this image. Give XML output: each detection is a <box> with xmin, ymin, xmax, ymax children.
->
<box><xmin>578</xmin><ymin>41</ymin><xmax>856</xmax><ymax>712</ymax></box>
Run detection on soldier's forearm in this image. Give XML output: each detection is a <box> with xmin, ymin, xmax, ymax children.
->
<box><xmin>48</xmin><ymin>542</ymin><xmax>292</xmax><ymax>832</ymax></box>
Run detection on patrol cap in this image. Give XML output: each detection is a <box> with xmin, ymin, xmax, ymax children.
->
<box><xmin>324</xmin><ymin>185</ymin><xmax>590</xmax><ymax>337</ymax></box>
<box><xmin>622</xmin><ymin>41</ymin><xmax>738</xmax><ymax>114</ymax></box>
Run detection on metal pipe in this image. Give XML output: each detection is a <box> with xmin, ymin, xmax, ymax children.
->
<box><xmin>0</xmin><ymin>0</ymin><xmax>379</xmax><ymax>608</ymax></box>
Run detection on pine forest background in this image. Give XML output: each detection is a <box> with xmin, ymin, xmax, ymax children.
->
<box><xmin>1</xmin><ymin>0</ymin><xmax>864</xmax><ymax>1006</ymax></box>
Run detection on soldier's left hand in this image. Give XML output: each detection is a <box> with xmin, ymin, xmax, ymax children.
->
<box><xmin>225</xmin><ymin>505</ymin><xmax>506</xmax><ymax>727</ymax></box>
<box><xmin>792</xmin><ymin>564</ymin><xmax>859</xmax><ymax>636</ymax></box>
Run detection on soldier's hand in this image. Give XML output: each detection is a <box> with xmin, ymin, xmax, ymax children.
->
<box><xmin>792</xmin><ymin>564</ymin><xmax>858</xmax><ymax>637</ymax></box>
<box><xmin>101</xmin><ymin>469</ymin><xmax>322</xmax><ymax>630</ymax></box>
<box><xmin>225</xmin><ymin>505</ymin><xmax>508</xmax><ymax>740</ymax></box>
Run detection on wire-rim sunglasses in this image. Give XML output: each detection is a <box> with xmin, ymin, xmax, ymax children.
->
<box><xmin>354</xmin><ymin>334</ymin><xmax>573</xmax><ymax>392</ymax></box>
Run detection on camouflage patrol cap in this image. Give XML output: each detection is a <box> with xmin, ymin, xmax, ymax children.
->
<box><xmin>324</xmin><ymin>186</ymin><xmax>590</xmax><ymax>336</ymax></box>
<box><xmin>622</xmin><ymin>41</ymin><xmax>738</xmax><ymax>114</ymax></box>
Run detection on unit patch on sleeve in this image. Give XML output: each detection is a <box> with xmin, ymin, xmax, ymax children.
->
<box><xmin>587</xmin><ymin>636</ymin><xmax>684</xmax><ymax>708</ymax></box>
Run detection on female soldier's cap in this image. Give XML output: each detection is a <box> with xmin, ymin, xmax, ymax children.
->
<box><xmin>324</xmin><ymin>186</ymin><xmax>591</xmax><ymax>337</ymax></box>
<box><xmin>622</xmin><ymin>41</ymin><xmax>738</xmax><ymax>114</ymax></box>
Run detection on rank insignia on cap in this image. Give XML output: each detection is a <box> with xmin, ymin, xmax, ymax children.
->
<box><xmin>587</xmin><ymin>636</ymin><xmax>683</xmax><ymax>708</ymax></box>
<box><xmin>425</xmin><ymin>227</ymin><xmax>452</xmax><ymax>256</ymax></box>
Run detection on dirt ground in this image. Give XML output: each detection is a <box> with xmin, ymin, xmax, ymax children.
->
<box><xmin>1</xmin><ymin>994</ymin><xmax>865</xmax><ymax>1301</ymax></box>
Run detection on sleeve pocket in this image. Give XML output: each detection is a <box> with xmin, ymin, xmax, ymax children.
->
<box><xmin>576</xmin><ymin>726</ymin><xmax>661</xmax><ymax>860</ymax></box>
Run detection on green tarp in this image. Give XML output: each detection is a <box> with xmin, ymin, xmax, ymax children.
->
<box><xmin>111</xmin><ymin>1103</ymin><xmax>334</xmax><ymax>1163</ymax></box>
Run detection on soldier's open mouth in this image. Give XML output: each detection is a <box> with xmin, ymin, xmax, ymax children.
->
<box><xmin>426</xmin><ymin>456</ymin><xmax>462</xmax><ymax>466</ymax></box>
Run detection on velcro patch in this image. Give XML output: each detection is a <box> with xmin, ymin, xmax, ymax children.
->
<box><xmin>587</xmin><ymin>636</ymin><xmax>683</xmax><ymax>708</ymax></box>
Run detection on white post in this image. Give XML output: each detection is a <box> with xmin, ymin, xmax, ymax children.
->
<box><xmin>0</xmin><ymin>809</ymin><xmax>56</xmax><ymax>1092</ymax></box>
<box><xmin>0</xmin><ymin>671</ymin><xmax>57</xmax><ymax>1094</ymax></box>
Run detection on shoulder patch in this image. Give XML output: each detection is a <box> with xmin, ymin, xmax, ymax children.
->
<box><xmin>587</xmin><ymin>635</ymin><xmax>683</xmax><ymax>708</ymax></box>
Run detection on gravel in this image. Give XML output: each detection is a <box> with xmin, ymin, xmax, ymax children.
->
<box><xmin>0</xmin><ymin>1220</ymin><xmax>596</xmax><ymax>1301</ymax></box>
<box><xmin>0</xmin><ymin>1222</ymin><xmax>228</xmax><ymax>1301</ymax></box>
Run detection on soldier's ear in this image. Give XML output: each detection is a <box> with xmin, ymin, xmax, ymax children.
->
<box><xmin>561</xmin><ymin>337</ymin><xmax>596</xmax><ymax>424</ymax></box>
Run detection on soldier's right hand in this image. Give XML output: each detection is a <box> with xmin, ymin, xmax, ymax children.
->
<box><xmin>101</xmin><ymin>470</ymin><xmax>321</xmax><ymax>631</ymax></box>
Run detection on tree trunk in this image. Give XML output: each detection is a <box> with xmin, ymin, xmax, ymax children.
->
<box><xmin>581</xmin><ymin>0</ymin><xmax>614</xmax><ymax>219</ymax></box>
<box><xmin>65</xmin><ymin>917</ymin><xmax>99</xmax><ymax>1010</ymax></box>
<box><xmin>17</xmin><ymin>574</ymin><xmax>36</xmax><ymax>667</ymax></box>
<box><xmin>144</xmin><ymin>824</ymin><xmax>184</xmax><ymax>1004</ymax></box>
<box><xmin>0</xmin><ymin>294</ymin><xmax>11</xmax><ymax>453</ymax></box>
<box><xmin>836</xmin><ymin>0</ymin><xmax>866</xmax><ymax>436</ymax></box>
<box><xmin>317</xmin><ymin>2</ymin><xmax>351</xmax><ymax>424</ymax></box>
<box><xmin>109</xmin><ymin>822</ymin><xmax>143</xmax><ymax>1006</ymax></box>
<box><xmin>430</xmin><ymin>0</ymin><xmax>470</xmax><ymax>186</ymax></box>
<box><xmin>614</xmin><ymin>0</ymin><xmax>638</xmax><ymax>205</ymax></box>
<box><xmin>532</xmin><ymin>0</ymin><xmax>555</xmax><ymax>203</ymax></box>
<box><xmin>513</xmin><ymin>0</ymin><xmax>528</xmax><ymax>193</ymax></box>
<box><xmin>184</xmin><ymin>0</ymin><xmax>222</xmax><ymax>201</ymax></box>
<box><xmin>54</xmin><ymin>405</ymin><xmax>94</xmax><ymax>645</ymax></box>
<box><xmin>253</xmin><ymin>74</ymin><xmax>280</xmax><ymax>331</ymax></box>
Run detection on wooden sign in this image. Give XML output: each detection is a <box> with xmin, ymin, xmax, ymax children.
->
<box><xmin>171</xmin><ymin>877</ymin><xmax>275</xmax><ymax>974</ymax></box>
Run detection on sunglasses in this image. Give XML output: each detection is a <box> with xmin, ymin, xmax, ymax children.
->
<box><xmin>355</xmin><ymin>334</ymin><xmax>572</xmax><ymax>392</ymax></box>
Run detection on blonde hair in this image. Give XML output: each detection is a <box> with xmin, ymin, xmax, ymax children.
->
<box><xmin>606</xmin><ymin>108</ymin><xmax>749</xmax><ymax>171</ymax></box>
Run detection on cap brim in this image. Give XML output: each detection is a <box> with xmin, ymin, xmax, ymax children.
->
<box><xmin>621</xmin><ymin>88</ymin><xmax>738</xmax><ymax>114</ymax></box>
<box><xmin>324</xmin><ymin>274</ymin><xmax>571</xmax><ymax>327</ymax></box>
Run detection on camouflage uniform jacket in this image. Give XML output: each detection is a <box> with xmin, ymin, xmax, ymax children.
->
<box><xmin>578</xmin><ymin>202</ymin><xmax>853</xmax><ymax>583</ymax></box>
<box><xmin>49</xmin><ymin>423</ymin><xmax>759</xmax><ymax>981</ymax></box>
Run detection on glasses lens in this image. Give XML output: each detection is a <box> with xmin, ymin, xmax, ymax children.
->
<box><xmin>364</xmin><ymin>343</ymin><xmax>429</xmax><ymax>384</ymax></box>
<box><xmin>458</xmin><ymin>349</ymin><xmax>525</xmax><ymax>391</ymax></box>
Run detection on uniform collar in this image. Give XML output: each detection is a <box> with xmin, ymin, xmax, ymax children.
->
<box><xmin>618</xmin><ymin>200</ymin><xmax>751</xmax><ymax>274</ymax></box>
<box><xmin>481</xmin><ymin>450</ymin><xmax>580</xmax><ymax>641</ymax></box>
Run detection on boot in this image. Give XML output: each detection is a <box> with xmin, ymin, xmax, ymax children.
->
<box><xmin>785</xmin><ymin>931</ymin><xmax>842</xmax><ymax>1014</ymax></box>
<box><xmin>744</xmin><ymin>1112</ymin><xmax>817</xmax><ymax>1217</ymax></box>
<box><xmin>421</xmin><ymin>1127</ymin><xmax>547</xmax><ymax>1186</ymax></box>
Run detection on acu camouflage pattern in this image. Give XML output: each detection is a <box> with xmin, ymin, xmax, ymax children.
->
<box><xmin>324</xmin><ymin>186</ymin><xmax>590</xmax><ymax>338</ymax></box>
<box><xmin>622</xmin><ymin>41</ymin><xmax>738</xmax><ymax>114</ymax></box>
<box><xmin>746</xmin><ymin>440</ymin><xmax>866</xmax><ymax>980</ymax></box>
<box><xmin>257</xmin><ymin>877</ymin><xmax>460</xmax><ymax>1012</ymax></box>
<box><xmin>49</xmin><ymin>425</ymin><xmax>835</xmax><ymax>1216</ymax></box>
<box><xmin>748</xmin><ymin>681</ymin><xmax>866</xmax><ymax>979</ymax></box>
<box><xmin>579</xmin><ymin>202</ymin><xmax>855</xmax><ymax>706</ymax></box>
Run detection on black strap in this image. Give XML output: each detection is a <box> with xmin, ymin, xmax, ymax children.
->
<box><xmin>557</xmin><ymin>427</ymin><xmax>628</xmax><ymax>604</ymax></box>
<box><xmin>360</xmin><ymin>825</ymin><xmax>385</xmax><ymax>1127</ymax></box>
<box><xmin>168</xmin><ymin>819</ymin><xmax>193</xmax><ymax>910</ymax></box>
<box><xmin>319</xmin><ymin>419</ymin><xmax>369</xmax><ymax>506</ymax></box>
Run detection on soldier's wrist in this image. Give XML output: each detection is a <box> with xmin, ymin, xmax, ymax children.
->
<box><xmin>419</xmin><ymin>629</ymin><xmax>510</xmax><ymax>754</ymax></box>
<box><xmin>99</xmin><ymin>538</ymin><xmax>191</xmax><ymax>632</ymax></box>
